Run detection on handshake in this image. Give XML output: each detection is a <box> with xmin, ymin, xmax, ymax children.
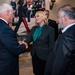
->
<box><xmin>18</xmin><ymin>40</ymin><xmax>28</xmax><ymax>49</ymax></box>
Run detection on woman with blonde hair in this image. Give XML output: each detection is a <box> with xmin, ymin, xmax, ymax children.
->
<box><xmin>24</xmin><ymin>11</ymin><xmax>55</xmax><ymax>75</ymax></box>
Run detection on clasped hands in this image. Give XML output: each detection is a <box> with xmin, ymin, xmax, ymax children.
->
<box><xmin>18</xmin><ymin>40</ymin><xmax>28</xmax><ymax>49</ymax></box>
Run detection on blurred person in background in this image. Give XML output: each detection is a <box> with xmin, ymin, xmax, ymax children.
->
<box><xmin>44</xmin><ymin>10</ymin><xmax>58</xmax><ymax>41</ymax></box>
<box><xmin>14</xmin><ymin>0</ymin><xmax>28</xmax><ymax>34</ymax></box>
<box><xmin>27</xmin><ymin>2</ymin><xmax>32</xmax><ymax>22</ymax></box>
<box><xmin>10</xmin><ymin>0</ymin><xmax>17</xmax><ymax>25</ymax></box>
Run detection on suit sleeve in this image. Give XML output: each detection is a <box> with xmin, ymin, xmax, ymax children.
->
<box><xmin>25</xmin><ymin>26</ymin><xmax>36</xmax><ymax>44</ymax></box>
<box><xmin>1</xmin><ymin>27</ymin><xmax>26</xmax><ymax>56</ymax></box>
<box><xmin>51</xmin><ymin>33</ymin><xmax>74</xmax><ymax>75</ymax></box>
<box><xmin>44</xmin><ymin>27</ymin><xmax>55</xmax><ymax>75</ymax></box>
<box><xmin>48</xmin><ymin>27</ymin><xmax>55</xmax><ymax>50</ymax></box>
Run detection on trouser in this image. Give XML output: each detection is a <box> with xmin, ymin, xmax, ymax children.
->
<box><xmin>14</xmin><ymin>16</ymin><xmax>30</xmax><ymax>34</ymax></box>
<box><xmin>27</xmin><ymin>11</ymin><xmax>31</xmax><ymax>22</ymax></box>
<box><xmin>32</xmin><ymin>54</ymin><xmax>46</xmax><ymax>75</ymax></box>
<box><xmin>14</xmin><ymin>17</ymin><xmax>22</xmax><ymax>33</ymax></box>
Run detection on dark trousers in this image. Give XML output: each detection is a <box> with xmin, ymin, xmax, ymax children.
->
<box><xmin>27</xmin><ymin>11</ymin><xmax>31</xmax><ymax>22</ymax></box>
<box><xmin>32</xmin><ymin>10</ymin><xmax>35</xmax><ymax>17</ymax></box>
<box><xmin>32</xmin><ymin>54</ymin><xmax>46</xmax><ymax>75</ymax></box>
<box><xmin>14</xmin><ymin>16</ymin><xmax>22</xmax><ymax>33</ymax></box>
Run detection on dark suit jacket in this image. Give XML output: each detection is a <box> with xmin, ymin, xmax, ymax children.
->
<box><xmin>25</xmin><ymin>25</ymin><xmax>55</xmax><ymax>61</ymax></box>
<box><xmin>0</xmin><ymin>19</ymin><xmax>26</xmax><ymax>75</ymax></box>
<box><xmin>44</xmin><ymin>25</ymin><xmax>75</xmax><ymax>75</ymax></box>
<box><xmin>48</xmin><ymin>19</ymin><xmax>58</xmax><ymax>41</ymax></box>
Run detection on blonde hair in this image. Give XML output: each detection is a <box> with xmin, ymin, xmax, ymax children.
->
<box><xmin>35</xmin><ymin>11</ymin><xmax>48</xmax><ymax>25</ymax></box>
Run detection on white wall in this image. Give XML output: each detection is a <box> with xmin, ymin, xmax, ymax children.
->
<box><xmin>0</xmin><ymin>0</ymin><xmax>10</xmax><ymax>5</ymax></box>
<box><xmin>45</xmin><ymin>0</ymin><xmax>75</xmax><ymax>21</ymax></box>
<box><xmin>0</xmin><ymin>0</ymin><xmax>5</xmax><ymax>4</ymax></box>
<box><xmin>5</xmin><ymin>0</ymin><xmax>10</xmax><ymax>4</ymax></box>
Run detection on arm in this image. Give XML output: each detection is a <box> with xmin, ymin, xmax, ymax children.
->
<box><xmin>48</xmin><ymin>27</ymin><xmax>55</xmax><ymax>51</ymax></box>
<box><xmin>1</xmin><ymin>27</ymin><xmax>26</xmax><ymax>56</ymax></box>
<box><xmin>24</xmin><ymin>26</ymin><xmax>36</xmax><ymax>44</ymax></box>
<box><xmin>18</xmin><ymin>41</ymin><xmax>28</xmax><ymax>49</ymax></box>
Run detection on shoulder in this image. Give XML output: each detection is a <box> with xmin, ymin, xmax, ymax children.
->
<box><xmin>31</xmin><ymin>26</ymin><xmax>37</xmax><ymax>30</ymax></box>
<box><xmin>49</xmin><ymin>19</ymin><xmax>56</xmax><ymax>22</ymax></box>
<box><xmin>48</xmin><ymin>19</ymin><xmax>57</xmax><ymax>24</ymax></box>
<box><xmin>30</xmin><ymin>26</ymin><xmax>37</xmax><ymax>33</ymax></box>
<box><xmin>45</xmin><ymin>25</ymin><xmax>54</xmax><ymax>30</ymax></box>
<box><xmin>0</xmin><ymin>20</ymin><xmax>8</xmax><ymax>30</ymax></box>
<box><xmin>44</xmin><ymin>25</ymin><xmax>55</xmax><ymax>33</ymax></box>
<box><xmin>1</xmin><ymin>25</ymin><xmax>14</xmax><ymax>35</ymax></box>
<box><xmin>0</xmin><ymin>20</ymin><xmax>14</xmax><ymax>35</ymax></box>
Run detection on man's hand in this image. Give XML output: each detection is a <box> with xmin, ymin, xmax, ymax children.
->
<box><xmin>18</xmin><ymin>41</ymin><xmax>28</xmax><ymax>49</ymax></box>
<box><xmin>22</xmin><ymin>41</ymin><xmax>28</xmax><ymax>49</ymax></box>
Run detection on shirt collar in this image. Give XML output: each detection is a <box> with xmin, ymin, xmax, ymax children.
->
<box><xmin>0</xmin><ymin>18</ymin><xmax>8</xmax><ymax>24</ymax></box>
<box><xmin>38</xmin><ymin>24</ymin><xmax>46</xmax><ymax>28</ymax></box>
<box><xmin>62</xmin><ymin>23</ymin><xmax>75</xmax><ymax>33</ymax></box>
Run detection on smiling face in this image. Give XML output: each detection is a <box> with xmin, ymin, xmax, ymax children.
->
<box><xmin>35</xmin><ymin>12</ymin><xmax>44</xmax><ymax>24</ymax></box>
<box><xmin>35</xmin><ymin>11</ymin><xmax>48</xmax><ymax>26</ymax></box>
<box><xmin>35</xmin><ymin>14</ymin><xmax>44</xmax><ymax>24</ymax></box>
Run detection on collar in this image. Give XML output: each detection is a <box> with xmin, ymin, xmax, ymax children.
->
<box><xmin>0</xmin><ymin>18</ymin><xmax>8</xmax><ymax>24</ymax></box>
<box><xmin>62</xmin><ymin>23</ymin><xmax>75</xmax><ymax>33</ymax></box>
<box><xmin>37</xmin><ymin>24</ymin><xmax>46</xmax><ymax>30</ymax></box>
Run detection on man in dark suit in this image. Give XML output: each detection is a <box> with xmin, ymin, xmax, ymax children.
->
<box><xmin>44</xmin><ymin>10</ymin><xmax>58</xmax><ymax>41</ymax></box>
<box><xmin>44</xmin><ymin>4</ymin><xmax>75</xmax><ymax>75</ymax></box>
<box><xmin>0</xmin><ymin>3</ymin><xmax>28</xmax><ymax>75</ymax></box>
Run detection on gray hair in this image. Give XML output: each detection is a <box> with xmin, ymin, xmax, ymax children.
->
<box><xmin>59</xmin><ymin>4</ymin><xmax>75</xmax><ymax>19</ymax></box>
<box><xmin>0</xmin><ymin>3</ymin><xmax>13</xmax><ymax>14</ymax></box>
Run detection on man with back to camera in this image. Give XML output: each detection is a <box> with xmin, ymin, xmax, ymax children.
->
<box><xmin>44</xmin><ymin>10</ymin><xmax>58</xmax><ymax>41</ymax></box>
<box><xmin>44</xmin><ymin>4</ymin><xmax>75</xmax><ymax>75</ymax></box>
<box><xmin>0</xmin><ymin>3</ymin><xmax>28</xmax><ymax>75</ymax></box>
